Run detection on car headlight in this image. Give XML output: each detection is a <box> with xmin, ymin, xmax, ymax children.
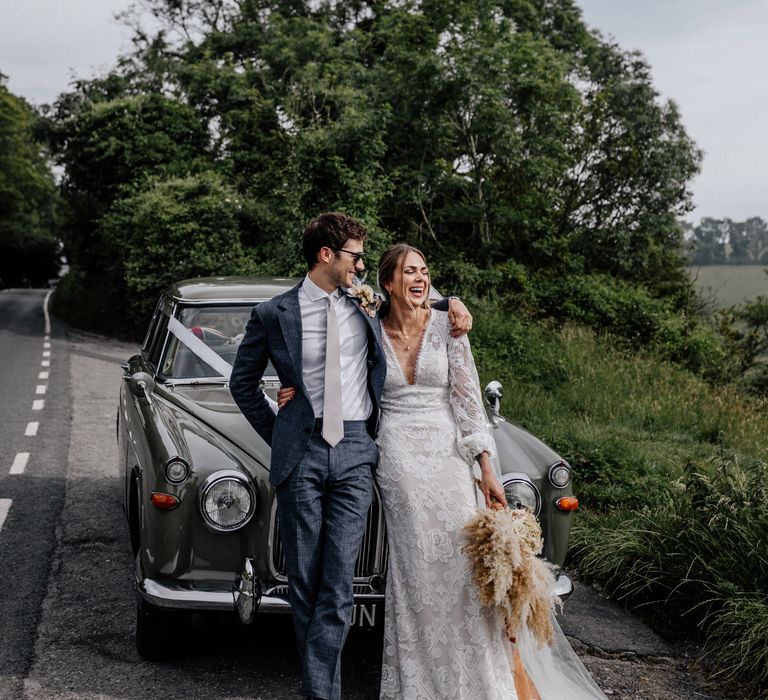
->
<box><xmin>548</xmin><ymin>461</ymin><xmax>571</xmax><ymax>489</ymax></box>
<box><xmin>503</xmin><ymin>474</ymin><xmax>541</xmax><ymax>516</ymax></box>
<box><xmin>199</xmin><ymin>470</ymin><xmax>256</xmax><ymax>532</ymax></box>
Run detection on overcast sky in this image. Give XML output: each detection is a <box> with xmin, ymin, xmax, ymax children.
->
<box><xmin>1</xmin><ymin>1</ymin><xmax>766</xmax><ymax>225</ymax></box>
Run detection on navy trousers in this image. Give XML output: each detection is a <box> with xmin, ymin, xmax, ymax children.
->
<box><xmin>276</xmin><ymin>421</ymin><xmax>376</xmax><ymax>700</ymax></box>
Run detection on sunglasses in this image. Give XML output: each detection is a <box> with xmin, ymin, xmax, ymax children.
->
<box><xmin>332</xmin><ymin>247</ymin><xmax>365</xmax><ymax>264</ymax></box>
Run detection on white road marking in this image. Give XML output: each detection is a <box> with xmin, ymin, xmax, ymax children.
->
<box><xmin>43</xmin><ymin>342</ymin><xmax>51</xmax><ymax>349</ymax></box>
<box><xmin>41</xmin><ymin>360</ymin><xmax>50</xmax><ymax>367</ymax></box>
<box><xmin>0</xmin><ymin>499</ymin><xmax>11</xmax><ymax>531</ymax></box>
<box><xmin>44</xmin><ymin>334</ymin><xmax>50</xmax><ymax>341</ymax></box>
<box><xmin>42</xmin><ymin>351</ymin><xmax>51</xmax><ymax>358</ymax></box>
<box><xmin>39</xmin><ymin>371</ymin><xmax>49</xmax><ymax>379</ymax></box>
<box><xmin>32</xmin><ymin>400</ymin><xmax>45</xmax><ymax>410</ymax></box>
<box><xmin>25</xmin><ymin>422</ymin><xmax>39</xmax><ymax>436</ymax></box>
<box><xmin>36</xmin><ymin>385</ymin><xmax>47</xmax><ymax>395</ymax></box>
<box><xmin>43</xmin><ymin>289</ymin><xmax>53</xmax><ymax>336</ymax></box>
<box><xmin>10</xmin><ymin>453</ymin><xmax>29</xmax><ymax>475</ymax></box>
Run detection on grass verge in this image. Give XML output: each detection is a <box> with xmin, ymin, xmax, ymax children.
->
<box><xmin>471</xmin><ymin>301</ymin><xmax>768</xmax><ymax>697</ymax></box>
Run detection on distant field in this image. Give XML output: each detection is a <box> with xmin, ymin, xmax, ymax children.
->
<box><xmin>689</xmin><ymin>264</ymin><xmax>768</xmax><ymax>309</ymax></box>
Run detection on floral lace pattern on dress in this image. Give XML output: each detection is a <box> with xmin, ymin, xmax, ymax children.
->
<box><xmin>377</xmin><ymin>311</ymin><xmax>517</xmax><ymax>699</ymax></box>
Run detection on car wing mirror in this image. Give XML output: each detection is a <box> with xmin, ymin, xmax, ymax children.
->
<box><xmin>484</xmin><ymin>380</ymin><xmax>503</xmax><ymax>425</ymax></box>
<box><xmin>127</xmin><ymin>371</ymin><xmax>155</xmax><ymax>405</ymax></box>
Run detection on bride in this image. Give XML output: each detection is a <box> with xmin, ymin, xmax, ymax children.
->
<box><xmin>280</xmin><ymin>243</ymin><xmax>607</xmax><ymax>699</ymax></box>
<box><xmin>375</xmin><ymin>244</ymin><xmax>519</xmax><ymax>698</ymax></box>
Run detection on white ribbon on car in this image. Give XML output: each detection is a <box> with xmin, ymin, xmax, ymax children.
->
<box><xmin>167</xmin><ymin>316</ymin><xmax>234</xmax><ymax>379</ymax></box>
<box><xmin>166</xmin><ymin>316</ymin><xmax>278</xmax><ymax>413</ymax></box>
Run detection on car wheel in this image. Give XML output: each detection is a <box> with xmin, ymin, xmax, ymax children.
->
<box><xmin>136</xmin><ymin>596</ymin><xmax>189</xmax><ymax>660</ymax></box>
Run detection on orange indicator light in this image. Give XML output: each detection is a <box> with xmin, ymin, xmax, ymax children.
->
<box><xmin>555</xmin><ymin>496</ymin><xmax>579</xmax><ymax>512</ymax></box>
<box><xmin>151</xmin><ymin>492</ymin><xmax>180</xmax><ymax>510</ymax></box>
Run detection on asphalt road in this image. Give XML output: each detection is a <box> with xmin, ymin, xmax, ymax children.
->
<box><xmin>0</xmin><ymin>289</ymin><xmax>71</xmax><ymax>700</ymax></box>
<box><xmin>0</xmin><ymin>289</ymin><xmax>729</xmax><ymax>700</ymax></box>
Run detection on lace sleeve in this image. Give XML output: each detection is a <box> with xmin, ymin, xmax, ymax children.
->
<box><xmin>447</xmin><ymin>328</ymin><xmax>495</xmax><ymax>464</ymax></box>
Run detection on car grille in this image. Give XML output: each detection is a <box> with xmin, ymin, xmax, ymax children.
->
<box><xmin>270</xmin><ymin>484</ymin><xmax>388</xmax><ymax>588</ymax></box>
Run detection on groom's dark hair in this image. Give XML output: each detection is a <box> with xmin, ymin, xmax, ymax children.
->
<box><xmin>303</xmin><ymin>212</ymin><xmax>368</xmax><ymax>268</ymax></box>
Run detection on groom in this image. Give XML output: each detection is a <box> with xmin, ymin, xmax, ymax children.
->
<box><xmin>230</xmin><ymin>212</ymin><xmax>470</xmax><ymax>699</ymax></box>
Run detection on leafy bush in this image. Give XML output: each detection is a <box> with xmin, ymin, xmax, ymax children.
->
<box><xmin>99</xmin><ymin>172</ymin><xmax>257</xmax><ymax>331</ymax></box>
<box><xmin>526</xmin><ymin>273</ymin><xmax>668</xmax><ymax>342</ymax></box>
<box><xmin>716</xmin><ymin>296</ymin><xmax>768</xmax><ymax>395</ymax></box>
<box><xmin>519</xmin><ymin>272</ymin><xmax>733</xmax><ymax>380</ymax></box>
<box><xmin>431</xmin><ymin>258</ymin><xmax>529</xmax><ymax>302</ymax></box>
<box><xmin>653</xmin><ymin>313</ymin><xmax>732</xmax><ymax>380</ymax></box>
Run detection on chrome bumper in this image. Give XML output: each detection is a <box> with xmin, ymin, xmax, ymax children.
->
<box><xmin>136</xmin><ymin>579</ymin><xmax>383</xmax><ymax>613</ymax></box>
<box><xmin>136</xmin><ymin>557</ymin><xmax>268</xmax><ymax>623</ymax></box>
<box><xmin>136</xmin><ymin>557</ymin><xmax>385</xmax><ymax>621</ymax></box>
<box><xmin>138</xmin><ymin>575</ymin><xmax>290</xmax><ymax>613</ymax></box>
<box><xmin>136</xmin><ymin>561</ymin><xmax>571</xmax><ymax>615</ymax></box>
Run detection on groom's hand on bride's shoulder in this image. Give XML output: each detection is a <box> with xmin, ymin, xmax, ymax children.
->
<box><xmin>447</xmin><ymin>297</ymin><xmax>473</xmax><ymax>337</ymax></box>
<box><xmin>277</xmin><ymin>386</ymin><xmax>295</xmax><ymax>410</ymax></box>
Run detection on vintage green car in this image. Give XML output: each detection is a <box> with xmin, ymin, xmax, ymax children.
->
<box><xmin>118</xmin><ymin>277</ymin><xmax>578</xmax><ymax>659</ymax></box>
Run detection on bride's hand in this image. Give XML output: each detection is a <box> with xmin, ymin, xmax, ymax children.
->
<box><xmin>478</xmin><ymin>453</ymin><xmax>507</xmax><ymax>510</ymax></box>
<box><xmin>481</xmin><ymin>473</ymin><xmax>507</xmax><ymax>510</ymax></box>
<box><xmin>277</xmin><ymin>386</ymin><xmax>296</xmax><ymax>410</ymax></box>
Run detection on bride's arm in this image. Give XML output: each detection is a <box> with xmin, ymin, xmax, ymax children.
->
<box><xmin>446</xmin><ymin>328</ymin><xmax>507</xmax><ymax>508</ymax></box>
<box><xmin>476</xmin><ymin>452</ymin><xmax>506</xmax><ymax>509</ymax></box>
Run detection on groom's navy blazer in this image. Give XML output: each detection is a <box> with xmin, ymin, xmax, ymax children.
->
<box><xmin>230</xmin><ymin>281</ymin><xmax>387</xmax><ymax>487</ymax></box>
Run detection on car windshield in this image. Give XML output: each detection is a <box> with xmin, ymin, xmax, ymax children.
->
<box><xmin>161</xmin><ymin>304</ymin><xmax>276</xmax><ymax>379</ymax></box>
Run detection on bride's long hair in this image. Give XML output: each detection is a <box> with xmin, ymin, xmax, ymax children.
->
<box><xmin>377</xmin><ymin>243</ymin><xmax>431</xmax><ymax>311</ymax></box>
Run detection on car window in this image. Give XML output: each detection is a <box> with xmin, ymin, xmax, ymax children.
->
<box><xmin>144</xmin><ymin>298</ymin><xmax>173</xmax><ymax>370</ymax></box>
<box><xmin>160</xmin><ymin>304</ymin><xmax>276</xmax><ymax>379</ymax></box>
<box><xmin>141</xmin><ymin>300</ymin><xmax>162</xmax><ymax>356</ymax></box>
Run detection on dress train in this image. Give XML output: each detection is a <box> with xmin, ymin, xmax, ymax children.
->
<box><xmin>515</xmin><ymin>614</ymin><xmax>607</xmax><ymax>699</ymax></box>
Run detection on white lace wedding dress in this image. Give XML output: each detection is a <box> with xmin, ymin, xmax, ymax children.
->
<box><xmin>376</xmin><ymin>310</ymin><xmax>519</xmax><ymax>699</ymax></box>
<box><xmin>376</xmin><ymin>310</ymin><xmax>608</xmax><ymax>700</ymax></box>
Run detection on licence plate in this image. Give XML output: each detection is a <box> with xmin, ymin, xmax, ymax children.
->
<box><xmin>351</xmin><ymin>602</ymin><xmax>378</xmax><ymax>628</ymax></box>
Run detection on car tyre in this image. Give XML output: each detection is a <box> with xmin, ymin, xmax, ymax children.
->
<box><xmin>136</xmin><ymin>597</ymin><xmax>189</xmax><ymax>660</ymax></box>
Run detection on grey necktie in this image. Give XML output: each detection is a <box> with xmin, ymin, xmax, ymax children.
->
<box><xmin>322</xmin><ymin>294</ymin><xmax>344</xmax><ymax>447</ymax></box>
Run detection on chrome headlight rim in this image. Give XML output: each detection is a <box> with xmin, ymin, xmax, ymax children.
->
<box><xmin>199</xmin><ymin>469</ymin><xmax>257</xmax><ymax>533</ymax></box>
<box><xmin>548</xmin><ymin>461</ymin><xmax>571</xmax><ymax>489</ymax></box>
<box><xmin>164</xmin><ymin>457</ymin><xmax>190</xmax><ymax>484</ymax></box>
<box><xmin>502</xmin><ymin>473</ymin><xmax>541</xmax><ymax>516</ymax></box>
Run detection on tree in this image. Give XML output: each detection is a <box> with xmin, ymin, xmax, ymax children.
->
<box><xmin>46</xmin><ymin>0</ymin><xmax>703</xmax><ymax>328</ymax></box>
<box><xmin>689</xmin><ymin>218</ymin><xmax>728</xmax><ymax>265</ymax></box>
<box><xmin>41</xmin><ymin>91</ymin><xmax>211</xmax><ymax>318</ymax></box>
<box><xmin>744</xmin><ymin>217</ymin><xmax>768</xmax><ymax>264</ymax></box>
<box><xmin>44</xmin><ymin>92</ymin><xmax>210</xmax><ymax>276</ymax></box>
<box><xmin>0</xmin><ymin>74</ymin><xmax>60</xmax><ymax>286</ymax></box>
<box><xmin>687</xmin><ymin>217</ymin><xmax>768</xmax><ymax>265</ymax></box>
<box><xmin>727</xmin><ymin>219</ymin><xmax>750</xmax><ymax>263</ymax></box>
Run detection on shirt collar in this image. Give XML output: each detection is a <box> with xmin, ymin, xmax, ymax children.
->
<box><xmin>303</xmin><ymin>274</ymin><xmax>342</xmax><ymax>302</ymax></box>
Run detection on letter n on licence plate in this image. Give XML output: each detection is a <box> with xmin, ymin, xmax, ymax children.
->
<box><xmin>351</xmin><ymin>603</ymin><xmax>378</xmax><ymax>628</ymax></box>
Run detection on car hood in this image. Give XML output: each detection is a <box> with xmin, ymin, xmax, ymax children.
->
<box><xmin>159</xmin><ymin>383</ymin><xmax>564</xmax><ymax>479</ymax></box>
<box><xmin>491</xmin><ymin>419</ymin><xmax>565</xmax><ymax>478</ymax></box>
<box><xmin>159</xmin><ymin>382</ymin><xmax>272</xmax><ymax>468</ymax></box>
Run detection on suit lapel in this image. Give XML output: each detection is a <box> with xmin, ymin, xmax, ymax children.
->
<box><xmin>277</xmin><ymin>283</ymin><xmax>306</xmax><ymax>390</ymax></box>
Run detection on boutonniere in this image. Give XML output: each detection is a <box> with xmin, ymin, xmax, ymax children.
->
<box><xmin>347</xmin><ymin>283</ymin><xmax>379</xmax><ymax>318</ymax></box>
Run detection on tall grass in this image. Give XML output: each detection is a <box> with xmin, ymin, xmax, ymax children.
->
<box><xmin>570</xmin><ymin>461</ymin><xmax>768</xmax><ymax>695</ymax></box>
<box><xmin>471</xmin><ymin>301</ymin><xmax>768</xmax><ymax>697</ymax></box>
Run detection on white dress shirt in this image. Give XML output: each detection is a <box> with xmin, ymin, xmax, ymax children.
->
<box><xmin>299</xmin><ymin>275</ymin><xmax>372</xmax><ymax>421</ymax></box>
